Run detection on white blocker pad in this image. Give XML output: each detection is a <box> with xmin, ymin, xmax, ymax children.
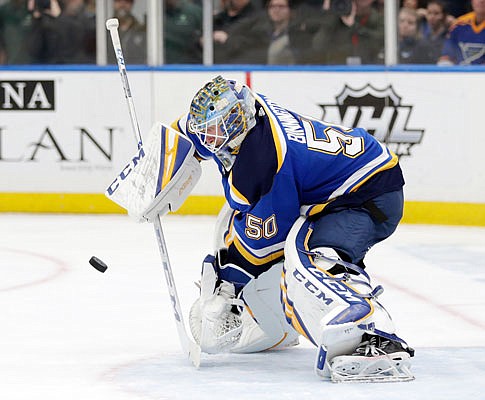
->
<box><xmin>105</xmin><ymin>122</ymin><xmax>201</xmax><ymax>222</ymax></box>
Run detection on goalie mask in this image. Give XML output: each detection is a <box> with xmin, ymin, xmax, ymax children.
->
<box><xmin>188</xmin><ymin>75</ymin><xmax>256</xmax><ymax>171</ymax></box>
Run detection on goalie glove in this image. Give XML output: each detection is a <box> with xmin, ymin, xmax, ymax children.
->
<box><xmin>189</xmin><ymin>254</ymin><xmax>244</xmax><ymax>354</ymax></box>
<box><xmin>105</xmin><ymin>122</ymin><xmax>201</xmax><ymax>222</ymax></box>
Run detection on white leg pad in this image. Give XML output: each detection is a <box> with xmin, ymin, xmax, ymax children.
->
<box><xmin>232</xmin><ymin>262</ymin><xmax>299</xmax><ymax>353</ymax></box>
<box><xmin>283</xmin><ymin>217</ymin><xmax>401</xmax><ymax>379</ymax></box>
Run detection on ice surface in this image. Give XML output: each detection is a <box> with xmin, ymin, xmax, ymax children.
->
<box><xmin>1</xmin><ymin>214</ymin><xmax>484</xmax><ymax>400</ymax></box>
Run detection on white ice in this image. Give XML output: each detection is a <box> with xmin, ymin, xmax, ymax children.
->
<box><xmin>1</xmin><ymin>214</ymin><xmax>484</xmax><ymax>400</ymax></box>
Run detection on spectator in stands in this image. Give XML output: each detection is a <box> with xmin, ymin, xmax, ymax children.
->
<box><xmin>107</xmin><ymin>0</ymin><xmax>146</xmax><ymax>64</ymax></box>
<box><xmin>398</xmin><ymin>6</ymin><xmax>435</xmax><ymax>63</ymax></box>
<box><xmin>400</xmin><ymin>0</ymin><xmax>426</xmax><ymax>12</ymax></box>
<box><xmin>292</xmin><ymin>0</ymin><xmax>329</xmax><ymax>33</ymax></box>
<box><xmin>29</xmin><ymin>0</ymin><xmax>96</xmax><ymax>64</ymax></box>
<box><xmin>0</xmin><ymin>0</ymin><xmax>32</xmax><ymax>64</ymax></box>
<box><xmin>212</xmin><ymin>0</ymin><xmax>259</xmax><ymax>63</ymax></box>
<box><xmin>85</xmin><ymin>0</ymin><xmax>96</xmax><ymax>13</ymax></box>
<box><xmin>419</xmin><ymin>0</ymin><xmax>449</xmax><ymax>62</ymax></box>
<box><xmin>28</xmin><ymin>0</ymin><xmax>62</xmax><ymax>64</ymax></box>
<box><xmin>438</xmin><ymin>0</ymin><xmax>485</xmax><ymax>64</ymax></box>
<box><xmin>220</xmin><ymin>0</ymin><xmax>313</xmax><ymax>64</ymax></box>
<box><xmin>165</xmin><ymin>0</ymin><xmax>202</xmax><ymax>63</ymax></box>
<box><xmin>265</xmin><ymin>0</ymin><xmax>312</xmax><ymax>63</ymax></box>
<box><xmin>311</xmin><ymin>0</ymin><xmax>384</xmax><ymax>65</ymax></box>
<box><xmin>373</xmin><ymin>0</ymin><xmax>384</xmax><ymax>15</ymax></box>
<box><xmin>401</xmin><ymin>0</ymin><xmax>418</xmax><ymax>7</ymax></box>
<box><xmin>441</xmin><ymin>0</ymin><xmax>471</xmax><ymax>18</ymax></box>
<box><xmin>212</xmin><ymin>0</ymin><xmax>226</xmax><ymax>14</ymax></box>
<box><xmin>296</xmin><ymin>0</ymin><xmax>328</xmax><ymax>15</ymax></box>
<box><xmin>400</xmin><ymin>0</ymin><xmax>428</xmax><ymax>25</ymax></box>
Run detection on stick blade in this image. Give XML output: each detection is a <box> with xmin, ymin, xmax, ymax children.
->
<box><xmin>189</xmin><ymin>341</ymin><xmax>201</xmax><ymax>368</ymax></box>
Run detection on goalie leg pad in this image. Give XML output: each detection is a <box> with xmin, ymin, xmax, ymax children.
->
<box><xmin>231</xmin><ymin>262</ymin><xmax>299</xmax><ymax>353</ymax></box>
<box><xmin>283</xmin><ymin>217</ymin><xmax>373</xmax><ymax>347</ymax></box>
<box><xmin>284</xmin><ymin>216</ymin><xmax>411</xmax><ymax>380</ymax></box>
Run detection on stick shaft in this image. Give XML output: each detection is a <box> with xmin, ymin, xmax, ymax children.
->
<box><xmin>153</xmin><ymin>215</ymin><xmax>201</xmax><ymax>367</ymax></box>
<box><xmin>106</xmin><ymin>18</ymin><xmax>143</xmax><ymax>148</ymax></box>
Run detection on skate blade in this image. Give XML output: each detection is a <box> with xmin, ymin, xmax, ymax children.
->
<box><xmin>330</xmin><ymin>352</ymin><xmax>414</xmax><ymax>383</ymax></box>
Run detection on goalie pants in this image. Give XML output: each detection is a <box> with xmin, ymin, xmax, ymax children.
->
<box><xmin>308</xmin><ymin>189</ymin><xmax>404</xmax><ymax>264</ymax></box>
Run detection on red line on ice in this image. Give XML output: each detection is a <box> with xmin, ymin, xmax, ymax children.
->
<box><xmin>0</xmin><ymin>247</ymin><xmax>69</xmax><ymax>293</ymax></box>
<box><xmin>375</xmin><ymin>273</ymin><xmax>485</xmax><ymax>330</ymax></box>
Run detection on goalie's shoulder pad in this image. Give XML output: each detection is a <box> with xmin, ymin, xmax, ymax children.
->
<box><xmin>105</xmin><ymin>122</ymin><xmax>201</xmax><ymax>222</ymax></box>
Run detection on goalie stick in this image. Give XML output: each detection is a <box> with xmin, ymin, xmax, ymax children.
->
<box><xmin>106</xmin><ymin>18</ymin><xmax>201</xmax><ymax>368</ymax></box>
<box><xmin>105</xmin><ymin>18</ymin><xmax>143</xmax><ymax>149</ymax></box>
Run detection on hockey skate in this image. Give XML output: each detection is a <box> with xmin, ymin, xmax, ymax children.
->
<box><xmin>329</xmin><ymin>333</ymin><xmax>415</xmax><ymax>383</ymax></box>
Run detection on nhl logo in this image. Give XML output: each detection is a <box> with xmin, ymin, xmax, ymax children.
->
<box><xmin>320</xmin><ymin>84</ymin><xmax>424</xmax><ymax>157</ymax></box>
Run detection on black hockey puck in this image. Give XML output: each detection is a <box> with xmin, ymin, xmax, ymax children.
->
<box><xmin>89</xmin><ymin>256</ymin><xmax>108</xmax><ymax>273</ymax></box>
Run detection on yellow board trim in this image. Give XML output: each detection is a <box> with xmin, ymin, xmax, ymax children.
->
<box><xmin>402</xmin><ymin>201</ymin><xmax>485</xmax><ymax>226</ymax></box>
<box><xmin>0</xmin><ymin>193</ymin><xmax>484</xmax><ymax>226</ymax></box>
<box><xmin>0</xmin><ymin>193</ymin><xmax>226</xmax><ymax>215</ymax></box>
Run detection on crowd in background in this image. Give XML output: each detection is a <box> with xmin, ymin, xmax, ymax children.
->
<box><xmin>0</xmin><ymin>0</ymin><xmax>483</xmax><ymax>66</ymax></box>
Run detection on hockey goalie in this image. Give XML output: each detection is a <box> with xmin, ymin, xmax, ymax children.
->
<box><xmin>107</xmin><ymin>75</ymin><xmax>415</xmax><ymax>383</ymax></box>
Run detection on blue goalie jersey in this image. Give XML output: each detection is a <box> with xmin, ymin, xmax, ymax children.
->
<box><xmin>173</xmin><ymin>93</ymin><xmax>404</xmax><ymax>280</ymax></box>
